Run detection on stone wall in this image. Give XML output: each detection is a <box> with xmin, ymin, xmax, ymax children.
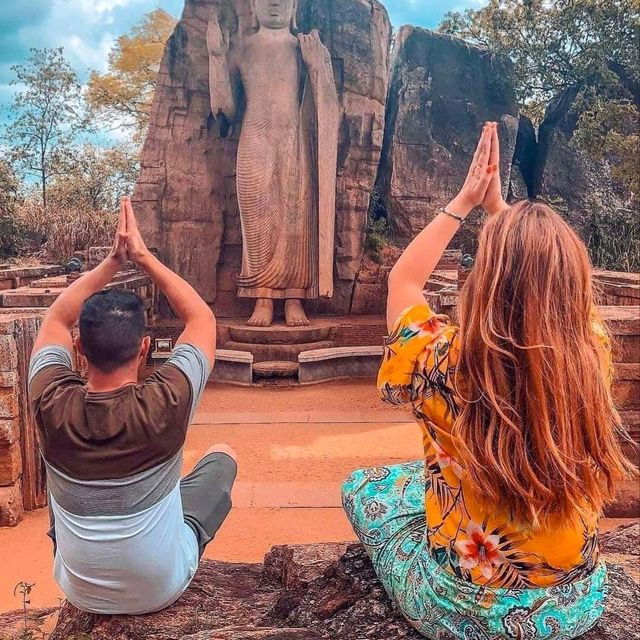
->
<box><xmin>0</xmin><ymin>265</ymin><xmax>64</xmax><ymax>291</ymax></box>
<box><xmin>134</xmin><ymin>0</ymin><xmax>392</xmax><ymax>318</ymax></box>
<box><xmin>352</xmin><ymin>248</ymin><xmax>461</xmax><ymax>316</ymax></box>
<box><xmin>0</xmin><ymin>313</ymin><xmax>44</xmax><ymax>526</ymax></box>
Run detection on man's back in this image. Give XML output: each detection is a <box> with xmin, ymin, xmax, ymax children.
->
<box><xmin>27</xmin><ymin>199</ymin><xmax>236</xmax><ymax>614</ymax></box>
<box><xmin>30</xmin><ymin>343</ymin><xmax>209</xmax><ymax>614</ymax></box>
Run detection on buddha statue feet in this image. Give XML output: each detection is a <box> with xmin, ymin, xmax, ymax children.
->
<box><xmin>285</xmin><ymin>299</ymin><xmax>310</xmax><ymax>327</ymax></box>
<box><xmin>247</xmin><ymin>299</ymin><xmax>274</xmax><ymax>327</ymax></box>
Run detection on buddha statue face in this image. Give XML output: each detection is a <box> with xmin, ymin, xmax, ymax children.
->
<box><xmin>253</xmin><ymin>0</ymin><xmax>296</xmax><ymax>30</ymax></box>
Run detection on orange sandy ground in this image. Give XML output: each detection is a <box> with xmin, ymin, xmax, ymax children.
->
<box><xmin>0</xmin><ymin>380</ymin><xmax>420</xmax><ymax>613</ymax></box>
<box><xmin>0</xmin><ymin>380</ymin><xmax>633</xmax><ymax>615</ymax></box>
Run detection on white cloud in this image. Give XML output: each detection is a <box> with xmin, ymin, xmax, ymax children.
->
<box><xmin>62</xmin><ymin>33</ymin><xmax>116</xmax><ymax>74</ymax></box>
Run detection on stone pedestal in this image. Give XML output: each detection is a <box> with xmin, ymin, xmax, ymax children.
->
<box><xmin>217</xmin><ymin>321</ymin><xmax>338</xmax><ymax>384</ymax></box>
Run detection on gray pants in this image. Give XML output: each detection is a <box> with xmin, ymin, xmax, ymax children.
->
<box><xmin>48</xmin><ymin>452</ymin><xmax>238</xmax><ymax>559</ymax></box>
<box><xmin>181</xmin><ymin>451</ymin><xmax>237</xmax><ymax>557</ymax></box>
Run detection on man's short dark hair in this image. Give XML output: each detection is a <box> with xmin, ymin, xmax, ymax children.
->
<box><xmin>79</xmin><ymin>289</ymin><xmax>146</xmax><ymax>373</ymax></box>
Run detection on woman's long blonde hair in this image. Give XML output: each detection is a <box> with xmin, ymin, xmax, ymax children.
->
<box><xmin>454</xmin><ymin>200</ymin><xmax>634</xmax><ymax>527</ymax></box>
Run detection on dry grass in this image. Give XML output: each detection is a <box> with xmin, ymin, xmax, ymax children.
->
<box><xmin>15</xmin><ymin>201</ymin><xmax>117</xmax><ymax>264</ymax></box>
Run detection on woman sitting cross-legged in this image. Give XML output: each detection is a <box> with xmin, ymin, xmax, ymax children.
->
<box><xmin>341</xmin><ymin>122</ymin><xmax>635</xmax><ymax>639</ymax></box>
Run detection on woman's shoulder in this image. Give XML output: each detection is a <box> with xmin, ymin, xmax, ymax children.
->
<box><xmin>378</xmin><ymin>304</ymin><xmax>460</xmax><ymax>406</ymax></box>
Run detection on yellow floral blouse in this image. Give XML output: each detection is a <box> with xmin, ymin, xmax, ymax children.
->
<box><xmin>378</xmin><ymin>304</ymin><xmax>609</xmax><ymax>589</ymax></box>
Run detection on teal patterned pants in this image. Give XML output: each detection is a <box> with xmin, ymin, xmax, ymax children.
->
<box><xmin>341</xmin><ymin>461</ymin><xmax>607</xmax><ymax>640</ymax></box>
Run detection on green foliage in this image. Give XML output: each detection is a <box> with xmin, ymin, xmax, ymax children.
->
<box><xmin>440</xmin><ymin>0</ymin><xmax>638</xmax><ymax>117</ymax></box>
<box><xmin>48</xmin><ymin>143</ymin><xmax>140</xmax><ymax>214</ymax></box>
<box><xmin>365</xmin><ymin>186</ymin><xmax>391</xmax><ymax>262</ymax></box>
<box><xmin>87</xmin><ymin>9</ymin><xmax>177</xmax><ymax>141</ymax></box>
<box><xmin>572</xmin><ymin>92</ymin><xmax>640</xmax><ymax>197</ymax></box>
<box><xmin>365</xmin><ymin>217</ymin><xmax>389</xmax><ymax>263</ymax></box>
<box><xmin>440</xmin><ymin>0</ymin><xmax>640</xmax><ymax>200</ymax></box>
<box><xmin>586</xmin><ymin>205</ymin><xmax>639</xmax><ymax>272</ymax></box>
<box><xmin>3</xmin><ymin>48</ymin><xmax>90</xmax><ymax>209</ymax></box>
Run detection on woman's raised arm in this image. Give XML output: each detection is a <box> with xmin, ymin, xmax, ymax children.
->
<box><xmin>385</xmin><ymin>122</ymin><xmax>498</xmax><ymax>331</ymax></box>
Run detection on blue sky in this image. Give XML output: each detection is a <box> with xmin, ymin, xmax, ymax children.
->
<box><xmin>0</xmin><ymin>0</ymin><xmax>484</xmax><ymax>119</ymax></box>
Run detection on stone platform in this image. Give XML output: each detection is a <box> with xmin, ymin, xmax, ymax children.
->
<box><xmin>0</xmin><ymin>270</ymin><xmax>156</xmax><ymax>321</ymax></box>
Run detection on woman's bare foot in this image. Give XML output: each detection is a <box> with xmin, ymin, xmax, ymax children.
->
<box><xmin>285</xmin><ymin>299</ymin><xmax>310</xmax><ymax>327</ymax></box>
<box><xmin>247</xmin><ymin>298</ymin><xmax>274</xmax><ymax>327</ymax></box>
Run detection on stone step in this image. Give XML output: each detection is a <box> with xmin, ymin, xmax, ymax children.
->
<box><xmin>224</xmin><ymin>340</ymin><xmax>335</xmax><ymax>363</ymax></box>
<box><xmin>253</xmin><ymin>361</ymin><xmax>299</xmax><ymax>379</ymax></box>
<box><xmin>227</xmin><ymin>322</ymin><xmax>335</xmax><ymax>345</ymax></box>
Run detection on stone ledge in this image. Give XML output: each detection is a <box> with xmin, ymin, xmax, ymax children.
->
<box><xmin>36</xmin><ymin>523</ymin><xmax>638</xmax><ymax>640</ymax></box>
<box><xmin>216</xmin><ymin>349</ymin><xmax>255</xmax><ymax>364</ymax></box>
<box><xmin>226</xmin><ymin>322</ymin><xmax>336</xmax><ymax>346</ymax></box>
<box><xmin>210</xmin><ymin>349</ymin><xmax>254</xmax><ymax>386</ymax></box>
<box><xmin>298</xmin><ymin>347</ymin><xmax>384</xmax><ymax>385</ymax></box>
<box><xmin>298</xmin><ymin>346</ymin><xmax>384</xmax><ymax>363</ymax></box>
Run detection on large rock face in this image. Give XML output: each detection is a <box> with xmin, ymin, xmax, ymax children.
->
<box><xmin>47</xmin><ymin>524</ymin><xmax>639</xmax><ymax>640</ymax></box>
<box><xmin>376</xmin><ymin>27</ymin><xmax>520</xmax><ymax>251</ymax></box>
<box><xmin>133</xmin><ymin>0</ymin><xmax>391</xmax><ymax>318</ymax></box>
<box><xmin>531</xmin><ymin>84</ymin><xmax>632</xmax><ymax>245</ymax></box>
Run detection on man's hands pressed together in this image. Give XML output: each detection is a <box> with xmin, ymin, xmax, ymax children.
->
<box><xmin>33</xmin><ymin>197</ymin><xmax>217</xmax><ymax>367</ymax></box>
<box><xmin>116</xmin><ymin>197</ymin><xmax>152</xmax><ymax>265</ymax></box>
<box><xmin>118</xmin><ymin>197</ymin><xmax>217</xmax><ymax>365</ymax></box>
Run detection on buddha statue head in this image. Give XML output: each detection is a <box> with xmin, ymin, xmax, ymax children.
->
<box><xmin>251</xmin><ymin>0</ymin><xmax>298</xmax><ymax>32</ymax></box>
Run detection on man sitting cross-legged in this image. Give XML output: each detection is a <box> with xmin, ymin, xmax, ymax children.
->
<box><xmin>28</xmin><ymin>198</ymin><xmax>237</xmax><ymax>615</ymax></box>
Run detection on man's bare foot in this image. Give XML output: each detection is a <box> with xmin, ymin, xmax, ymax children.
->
<box><xmin>247</xmin><ymin>299</ymin><xmax>274</xmax><ymax>327</ymax></box>
<box><xmin>285</xmin><ymin>299</ymin><xmax>310</xmax><ymax>327</ymax></box>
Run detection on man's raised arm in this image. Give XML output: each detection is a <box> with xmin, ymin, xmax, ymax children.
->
<box><xmin>31</xmin><ymin>204</ymin><xmax>129</xmax><ymax>355</ymax></box>
<box><xmin>123</xmin><ymin>198</ymin><xmax>216</xmax><ymax>365</ymax></box>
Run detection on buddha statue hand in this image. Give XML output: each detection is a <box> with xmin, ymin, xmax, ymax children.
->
<box><xmin>207</xmin><ymin>8</ymin><xmax>229</xmax><ymax>58</ymax></box>
<box><xmin>298</xmin><ymin>30</ymin><xmax>330</xmax><ymax>73</ymax></box>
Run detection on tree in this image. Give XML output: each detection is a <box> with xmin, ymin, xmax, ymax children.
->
<box><xmin>3</xmin><ymin>48</ymin><xmax>89</xmax><ymax>209</ymax></box>
<box><xmin>86</xmin><ymin>9</ymin><xmax>177</xmax><ymax>141</ymax></box>
<box><xmin>48</xmin><ymin>143</ymin><xmax>140</xmax><ymax>213</ymax></box>
<box><xmin>0</xmin><ymin>159</ymin><xmax>20</xmax><ymax>216</ymax></box>
<box><xmin>0</xmin><ymin>159</ymin><xmax>24</xmax><ymax>259</ymax></box>
<box><xmin>440</xmin><ymin>0</ymin><xmax>638</xmax><ymax>117</ymax></box>
<box><xmin>439</xmin><ymin>0</ymin><xmax>640</xmax><ymax>196</ymax></box>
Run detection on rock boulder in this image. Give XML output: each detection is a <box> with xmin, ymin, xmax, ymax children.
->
<box><xmin>532</xmin><ymin>83</ymin><xmax>633</xmax><ymax>247</ymax></box>
<box><xmin>48</xmin><ymin>523</ymin><xmax>639</xmax><ymax>640</ymax></box>
<box><xmin>376</xmin><ymin>27</ymin><xmax>520</xmax><ymax>252</ymax></box>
